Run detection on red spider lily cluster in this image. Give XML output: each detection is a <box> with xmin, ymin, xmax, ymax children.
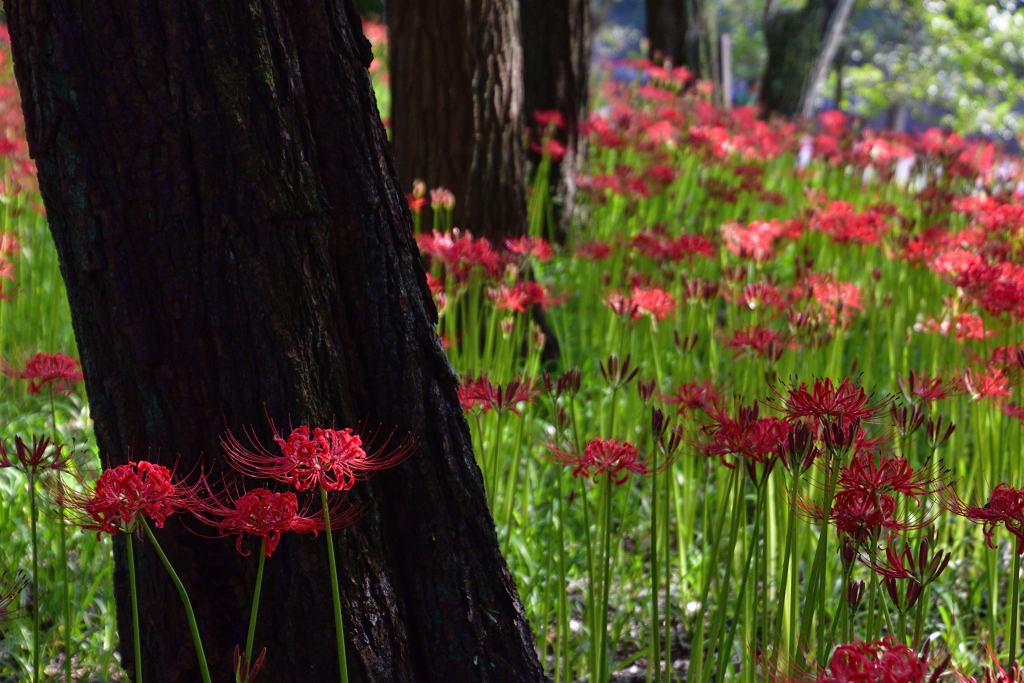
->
<box><xmin>780</xmin><ymin>377</ymin><xmax>885</xmax><ymax>429</ymax></box>
<box><xmin>54</xmin><ymin>461</ymin><xmax>191</xmax><ymax>539</ymax></box>
<box><xmin>3</xmin><ymin>351</ymin><xmax>83</xmax><ymax>395</ymax></box>
<box><xmin>185</xmin><ymin>484</ymin><xmax>361</xmax><ymax>557</ymax></box>
<box><xmin>697</xmin><ymin>402</ymin><xmax>789</xmax><ymax>468</ymax></box>
<box><xmin>223</xmin><ymin>422</ymin><xmax>413</xmax><ymax>493</ymax></box>
<box><xmin>766</xmin><ymin>637</ymin><xmax>949</xmax><ymax>683</ymax></box>
<box><xmin>545</xmin><ymin>437</ymin><xmax>647</xmax><ymax>486</ymax></box>
<box><xmin>943</xmin><ymin>484</ymin><xmax>1024</xmax><ymax>553</ymax></box>
<box><xmin>486</xmin><ymin>281</ymin><xmax>565</xmax><ymax>313</ymax></box>
<box><xmin>603</xmin><ymin>286</ymin><xmax>677</xmax><ymax>324</ymax></box>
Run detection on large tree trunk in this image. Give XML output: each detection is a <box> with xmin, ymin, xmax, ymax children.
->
<box><xmin>520</xmin><ymin>0</ymin><xmax>590</xmax><ymax>232</ymax></box>
<box><xmin>761</xmin><ymin>0</ymin><xmax>856</xmax><ymax>118</ymax></box>
<box><xmin>645</xmin><ymin>0</ymin><xmax>717</xmax><ymax>81</ymax></box>
<box><xmin>387</xmin><ymin>0</ymin><xmax>527</xmax><ymax>240</ymax></box>
<box><xmin>5</xmin><ymin>1</ymin><xmax>542</xmax><ymax>682</ymax></box>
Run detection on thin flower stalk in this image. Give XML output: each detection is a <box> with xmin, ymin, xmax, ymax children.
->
<box><xmin>140</xmin><ymin>517</ymin><xmax>212</xmax><ymax>683</ymax></box>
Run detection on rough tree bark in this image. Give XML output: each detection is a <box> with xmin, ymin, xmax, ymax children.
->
<box><xmin>520</xmin><ymin>0</ymin><xmax>590</xmax><ymax>232</ymax></box>
<box><xmin>645</xmin><ymin>0</ymin><xmax>718</xmax><ymax>81</ymax></box>
<box><xmin>387</xmin><ymin>0</ymin><xmax>527</xmax><ymax>240</ymax></box>
<box><xmin>5</xmin><ymin>1</ymin><xmax>543</xmax><ymax>682</ymax></box>
<box><xmin>761</xmin><ymin>0</ymin><xmax>856</xmax><ymax>118</ymax></box>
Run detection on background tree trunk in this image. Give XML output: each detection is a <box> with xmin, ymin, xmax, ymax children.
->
<box><xmin>761</xmin><ymin>0</ymin><xmax>856</xmax><ymax>118</ymax></box>
<box><xmin>520</xmin><ymin>0</ymin><xmax>590</xmax><ymax>232</ymax></box>
<box><xmin>5</xmin><ymin>1</ymin><xmax>543</xmax><ymax>682</ymax></box>
<box><xmin>645</xmin><ymin>0</ymin><xmax>718</xmax><ymax>81</ymax></box>
<box><xmin>387</xmin><ymin>0</ymin><xmax>528</xmax><ymax>240</ymax></box>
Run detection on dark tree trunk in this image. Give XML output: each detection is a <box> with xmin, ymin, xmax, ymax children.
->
<box><xmin>761</xmin><ymin>0</ymin><xmax>856</xmax><ymax>118</ymax></box>
<box><xmin>521</xmin><ymin>0</ymin><xmax>590</xmax><ymax>232</ymax></box>
<box><xmin>645</xmin><ymin>0</ymin><xmax>717</xmax><ymax>81</ymax></box>
<box><xmin>387</xmin><ymin>0</ymin><xmax>527</xmax><ymax>240</ymax></box>
<box><xmin>5</xmin><ymin>1</ymin><xmax>542</xmax><ymax>682</ymax></box>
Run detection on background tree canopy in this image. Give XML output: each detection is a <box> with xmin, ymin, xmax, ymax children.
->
<box><xmin>595</xmin><ymin>0</ymin><xmax>1024</xmax><ymax>141</ymax></box>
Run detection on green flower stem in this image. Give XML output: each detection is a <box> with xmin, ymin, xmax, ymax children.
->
<box><xmin>125</xmin><ymin>531</ymin><xmax>142</xmax><ymax>683</ymax></box>
<box><xmin>140</xmin><ymin>518</ymin><xmax>211</xmax><ymax>683</ymax></box>
<box><xmin>690</xmin><ymin>464</ymin><xmax>739</xmax><ymax>683</ymax></box>
<box><xmin>487</xmin><ymin>411</ymin><xmax>505</xmax><ymax>503</ymax></box>
<box><xmin>1010</xmin><ymin>538</ymin><xmax>1021</xmax><ymax>668</ymax></box>
<box><xmin>580</xmin><ymin>475</ymin><xmax>598</xmax><ymax>679</ymax></box>
<box><xmin>320</xmin><ymin>486</ymin><xmax>349</xmax><ymax>683</ymax></box>
<box><xmin>27</xmin><ymin>471</ymin><xmax>40</xmax><ymax>683</ymax></box>
<box><xmin>598</xmin><ymin>473</ymin><xmax>615</xmax><ymax>681</ymax></box>
<box><xmin>49</xmin><ymin>389</ymin><xmax>73</xmax><ymax>683</ymax></box>
<box><xmin>245</xmin><ymin>539</ymin><xmax>268</xmax><ymax>673</ymax></box>
<box><xmin>555</xmin><ymin>469</ymin><xmax>569</xmax><ymax>683</ymax></box>
<box><xmin>651</xmin><ymin>438</ymin><xmax>661</xmax><ymax>683</ymax></box>
<box><xmin>714</xmin><ymin>478</ymin><xmax>767</xmax><ymax>683</ymax></box>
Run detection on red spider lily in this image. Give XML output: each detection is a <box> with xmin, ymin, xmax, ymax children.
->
<box><xmin>184</xmin><ymin>480</ymin><xmax>364</xmax><ymax>557</ymax></box>
<box><xmin>792</xmin><ymin>273</ymin><xmax>864</xmax><ymax>327</ymax></box>
<box><xmin>458</xmin><ymin>375</ymin><xmax>492</xmax><ymax>413</ymax></box>
<box><xmin>545</xmin><ymin>437</ymin><xmax>647</xmax><ymax>485</ymax></box>
<box><xmin>917</xmin><ymin>312</ymin><xmax>994</xmax><ymax>342</ymax></box>
<box><xmin>0</xmin><ymin>570</ymin><xmax>27</xmax><ymax>624</ymax></box>
<box><xmin>819</xmin><ymin>109</ymin><xmax>848</xmax><ymax>137</ymax></box>
<box><xmin>1002</xmin><ymin>402</ymin><xmax>1024</xmax><ymax>426</ymax></box>
<box><xmin>810</xmin><ymin>201</ymin><xmax>891</xmax><ymax>246</ymax></box>
<box><xmin>487</xmin><ymin>283</ymin><xmax>531</xmax><ymax>312</ymax></box>
<box><xmin>829</xmin><ymin>490</ymin><xmax>905</xmax><ymax>546</ymax></box>
<box><xmin>722</xmin><ymin>325</ymin><xmax>796</xmax><ymax>361</ymax></box>
<box><xmin>960</xmin><ymin>367</ymin><xmax>1012</xmax><ymax>401</ymax></box>
<box><xmin>720</xmin><ymin>218</ymin><xmax>793</xmax><ymax>262</ymax></box>
<box><xmin>897</xmin><ymin>371</ymin><xmax>957</xmax><ymax>405</ymax></box>
<box><xmin>697</xmin><ymin>403</ymin><xmax>789</xmax><ymax>467</ymax></box>
<box><xmin>663</xmin><ymin>379</ymin><xmax>720</xmax><ymax>416</ymax></box>
<box><xmin>576</xmin><ymin>240</ymin><xmax>612</xmax><ymax>260</ymax></box>
<box><xmin>424</xmin><ymin>273</ymin><xmax>444</xmax><ymax>294</ymax></box>
<box><xmin>415</xmin><ymin>229</ymin><xmax>505</xmax><ymax>279</ymax></box>
<box><xmin>987</xmin><ymin>344</ymin><xmax>1024</xmax><ymax>372</ymax></box>
<box><xmin>942</xmin><ymin>483</ymin><xmax>1024</xmax><ymax>552</ymax></box>
<box><xmin>223</xmin><ymin>422</ymin><xmax>413</xmax><ymax>493</ymax></box>
<box><xmin>54</xmin><ymin>461</ymin><xmax>194</xmax><ymax>539</ymax></box>
<box><xmin>955</xmin><ymin>646</ymin><xmax>1023</xmax><ymax>683</ymax></box>
<box><xmin>3</xmin><ymin>351</ymin><xmax>83</xmax><ymax>395</ymax></box>
<box><xmin>405</xmin><ymin>193</ymin><xmax>426</xmax><ymax>214</ymax></box>
<box><xmin>838</xmin><ymin>452</ymin><xmax>942</xmax><ymax>505</ymax></box>
<box><xmin>765</xmin><ymin>637</ymin><xmax>947</xmax><ymax>683</ymax></box>
<box><xmin>505</xmin><ymin>236</ymin><xmax>554</xmax><ymax>262</ymax></box>
<box><xmin>0</xmin><ymin>435</ymin><xmax>73</xmax><ymax>475</ymax></box>
<box><xmin>780</xmin><ymin>377</ymin><xmax>885</xmax><ymax>428</ymax></box>
<box><xmin>628</xmin><ymin>229</ymin><xmax>715</xmax><ymax>263</ymax></box>
<box><xmin>529</xmin><ymin>138</ymin><xmax>567</xmax><ymax>161</ymax></box>
<box><xmin>731</xmin><ymin>280</ymin><xmax>787</xmax><ymax>310</ymax></box>
<box><xmin>632</xmin><ymin>286</ymin><xmax>676</xmax><ymax>322</ymax></box>
<box><xmin>533</xmin><ymin>109</ymin><xmax>566</xmax><ymax>130</ymax></box>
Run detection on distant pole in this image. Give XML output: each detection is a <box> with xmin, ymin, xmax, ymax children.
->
<box><xmin>720</xmin><ymin>33</ymin><xmax>732</xmax><ymax>109</ymax></box>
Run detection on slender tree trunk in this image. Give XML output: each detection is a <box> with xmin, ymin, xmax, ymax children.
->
<box><xmin>521</xmin><ymin>0</ymin><xmax>590</xmax><ymax>232</ymax></box>
<box><xmin>761</xmin><ymin>0</ymin><xmax>855</xmax><ymax>118</ymax></box>
<box><xmin>387</xmin><ymin>0</ymin><xmax>527</xmax><ymax>240</ymax></box>
<box><xmin>645</xmin><ymin>0</ymin><xmax>717</xmax><ymax>81</ymax></box>
<box><xmin>5</xmin><ymin>1</ymin><xmax>543</xmax><ymax>682</ymax></box>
